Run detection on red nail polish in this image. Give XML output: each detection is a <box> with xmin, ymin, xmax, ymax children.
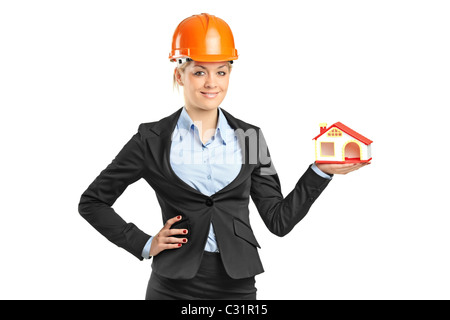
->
<box><xmin>183</xmin><ymin>230</ymin><xmax>187</xmax><ymax>234</ymax></box>
<box><xmin>182</xmin><ymin>239</ymin><xmax>187</xmax><ymax>243</ymax></box>
<box><xmin>178</xmin><ymin>243</ymin><xmax>182</xmax><ymax>247</ymax></box>
<box><xmin>177</xmin><ymin>215</ymin><xmax>182</xmax><ymax>220</ymax></box>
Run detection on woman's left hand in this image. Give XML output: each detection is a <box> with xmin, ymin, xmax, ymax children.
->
<box><xmin>315</xmin><ymin>162</ymin><xmax>370</xmax><ymax>175</ymax></box>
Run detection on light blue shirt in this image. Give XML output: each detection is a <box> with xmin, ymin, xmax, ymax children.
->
<box><xmin>141</xmin><ymin>107</ymin><xmax>331</xmax><ymax>258</ymax></box>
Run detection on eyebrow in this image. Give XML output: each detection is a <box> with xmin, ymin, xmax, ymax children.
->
<box><xmin>193</xmin><ymin>64</ymin><xmax>227</xmax><ymax>69</ymax></box>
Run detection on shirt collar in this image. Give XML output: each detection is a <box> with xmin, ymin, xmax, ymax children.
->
<box><xmin>216</xmin><ymin>107</ymin><xmax>230</xmax><ymax>145</ymax></box>
<box><xmin>177</xmin><ymin>106</ymin><xmax>194</xmax><ymax>136</ymax></box>
<box><xmin>177</xmin><ymin>106</ymin><xmax>234</xmax><ymax>145</ymax></box>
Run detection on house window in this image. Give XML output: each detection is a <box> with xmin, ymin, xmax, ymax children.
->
<box><xmin>327</xmin><ymin>128</ymin><xmax>342</xmax><ymax>137</ymax></box>
<box><xmin>320</xmin><ymin>142</ymin><xmax>335</xmax><ymax>156</ymax></box>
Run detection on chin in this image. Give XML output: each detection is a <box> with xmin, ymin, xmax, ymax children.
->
<box><xmin>195</xmin><ymin>101</ymin><xmax>223</xmax><ymax>111</ymax></box>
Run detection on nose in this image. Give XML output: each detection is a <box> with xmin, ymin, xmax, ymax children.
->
<box><xmin>204</xmin><ymin>73</ymin><xmax>217</xmax><ymax>88</ymax></box>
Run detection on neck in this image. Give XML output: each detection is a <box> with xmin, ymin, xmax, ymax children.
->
<box><xmin>184</xmin><ymin>106</ymin><xmax>219</xmax><ymax>143</ymax></box>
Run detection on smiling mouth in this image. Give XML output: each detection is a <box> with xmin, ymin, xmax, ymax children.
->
<box><xmin>200</xmin><ymin>92</ymin><xmax>219</xmax><ymax>98</ymax></box>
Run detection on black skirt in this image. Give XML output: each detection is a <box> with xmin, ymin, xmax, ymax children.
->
<box><xmin>145</xmin><ymin>252</ymin><xmax>257</xmax><ymax>300</ymax></box>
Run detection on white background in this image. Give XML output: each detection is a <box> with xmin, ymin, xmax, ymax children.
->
<box><xmin>1</xmin><ymin>0</ymin><xmax>449</xmax><ymax>300</ymax></box>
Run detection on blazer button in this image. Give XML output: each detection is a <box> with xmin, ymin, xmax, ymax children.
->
<box><xmin>205</xmin><ymin>198</ymin><xmax>214</xmax><ymax>207</ymax></box>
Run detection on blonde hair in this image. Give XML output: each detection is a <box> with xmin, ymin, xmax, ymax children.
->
<box><xmin>173</xmin><ymin>61</ymin><xmax>233</xmax><ymax>92</ymax></box>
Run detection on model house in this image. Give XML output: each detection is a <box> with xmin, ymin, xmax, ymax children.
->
<box><xmin>313</xmin><ymin>122</ymin><xmax>373</xmax><ymax>163</ymax></box>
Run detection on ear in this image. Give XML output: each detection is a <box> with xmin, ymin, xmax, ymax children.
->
<box><xmin>174</xmin><ymin>67</ymin><xmax>184</xmax><ymax>86</ymax></box>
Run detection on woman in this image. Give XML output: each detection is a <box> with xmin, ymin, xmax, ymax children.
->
<box><xmin>78</xmin><ymin>13</ymin><xmax>368</xmax><ymax>300</ymax></box>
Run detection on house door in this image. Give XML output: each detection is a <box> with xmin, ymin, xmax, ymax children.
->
<box><xmin>344</xmin><ymin>142</ymin><xmax>361</xmax><ymax>161</ymax></box>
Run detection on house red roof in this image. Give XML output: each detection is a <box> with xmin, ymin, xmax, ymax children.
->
<box><xmin>313</xmin><ymin>122</ymin><xmax>373</xmax><ymax>145</ymax></box>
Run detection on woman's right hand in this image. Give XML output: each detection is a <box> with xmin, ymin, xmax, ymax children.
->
<box><xmin>149</xmin><ymin>215</ymin><xmax>188</xmax><ymax>257</ymax></box>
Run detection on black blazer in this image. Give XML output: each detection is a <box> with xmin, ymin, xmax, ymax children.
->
<box><xmin>78</xmin><ymin>107</ymin><xmax>332</xmax><ymax>279</ymax></box>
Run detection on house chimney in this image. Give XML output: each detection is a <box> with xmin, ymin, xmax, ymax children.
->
<box><xmin>319</xmin><ymin>123</ymin><xmax>327</xmax><ymax>134</ymax></box>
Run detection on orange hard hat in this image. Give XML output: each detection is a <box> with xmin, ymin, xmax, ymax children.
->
<box><xmin>169</xmin><ymin>13</ymin><xmax>238</xmax><ymax>63</ymax></box>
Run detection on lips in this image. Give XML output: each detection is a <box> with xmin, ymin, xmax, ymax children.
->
<box><xmin>201</xmin><ymin>91</ymin><xmax>219</xmax><ymax>98</ymax></box>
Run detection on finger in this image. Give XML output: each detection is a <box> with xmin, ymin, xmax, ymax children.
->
<box><xmin>338</xmin><ymin>164</ymin><xmax>367</xmax><ymax>174</ymax></box>
<box><xmin>325</xmin><ymin>163</ymin><xmax>359</xmax><ymax>173</ymax></box>
<box><xmin>162</xmin><ymin>228</ymin><xmax>188</xmax><ymax>237</ymax></box>
<box><xmin>161</xmin><ymin>243</ymin><xmax>184</xmax><ymax>250</ymax></box>
<box><xmin>352</xmin><ymin>163</ymin><xmax>369</xmax><ymax>169</ymax></box>
<box><xmin>340</xmin><ymin>164</ymin><xmax>363</xmax><ymax>171</ymax></box>
<box><xmin>162</xmin><ymin>237</ymin><xmax>188</xmax><ymax>244</ymax></box>
<box><xmin>336</xmin><ymin>163</ymin><xmax>360</xmax><ymax>169</ymax></box>
<box><xmin>341</xmin><ymin>168</ymin><xmax>361</xmax><ymax>174</ymax></box>
<box><xmin>345</xmin><ymin>163</ymin><xmax>365</xmax><ymax>169</ymax></box>
<box><xmin>332</xmin><ymin>166</ymin><xmax>359</xmax><ymax>174</ymax></box>
<box><xmin>163</xmin><ymin>215</ymin><xmax>182</xmax><ymax>230</ymax></box>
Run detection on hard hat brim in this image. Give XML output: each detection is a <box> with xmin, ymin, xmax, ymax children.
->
<box><xmin>169</xmin><ymin>49</ymin><xmax>238</xmax><ymax>63</ymax></box>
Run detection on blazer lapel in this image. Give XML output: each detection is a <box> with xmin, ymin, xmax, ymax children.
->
<box><xmin>215</xmin><ymin>108</ymin><xmax>258</xmax><ymax>194</ymax></box>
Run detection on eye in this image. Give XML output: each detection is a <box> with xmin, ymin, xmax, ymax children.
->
<box><xmin>194</xmin><ymin>71</ymin><xmax>205</xmax><ymax>76</ymax></box>
<box><xmin>218</xmin><ymin>71</ymin><xmax>226</xmax><ymax>76</ymax></box>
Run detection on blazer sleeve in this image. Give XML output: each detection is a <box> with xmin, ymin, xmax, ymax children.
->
<box><xmin>250</xmin><ymin>129</ymin><xmax>332</xmax><ymax>237</ymax></box>
<box><xmin>78</xmin><ymin>126</ymin><xmax>151</xmax><ymax>260</ymax></box>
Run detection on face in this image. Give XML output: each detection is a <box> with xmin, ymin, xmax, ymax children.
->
<box><xmin>176</xmin><ymin>61</ymin><xmax>230</xmax><ymax>112</ymax></box>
